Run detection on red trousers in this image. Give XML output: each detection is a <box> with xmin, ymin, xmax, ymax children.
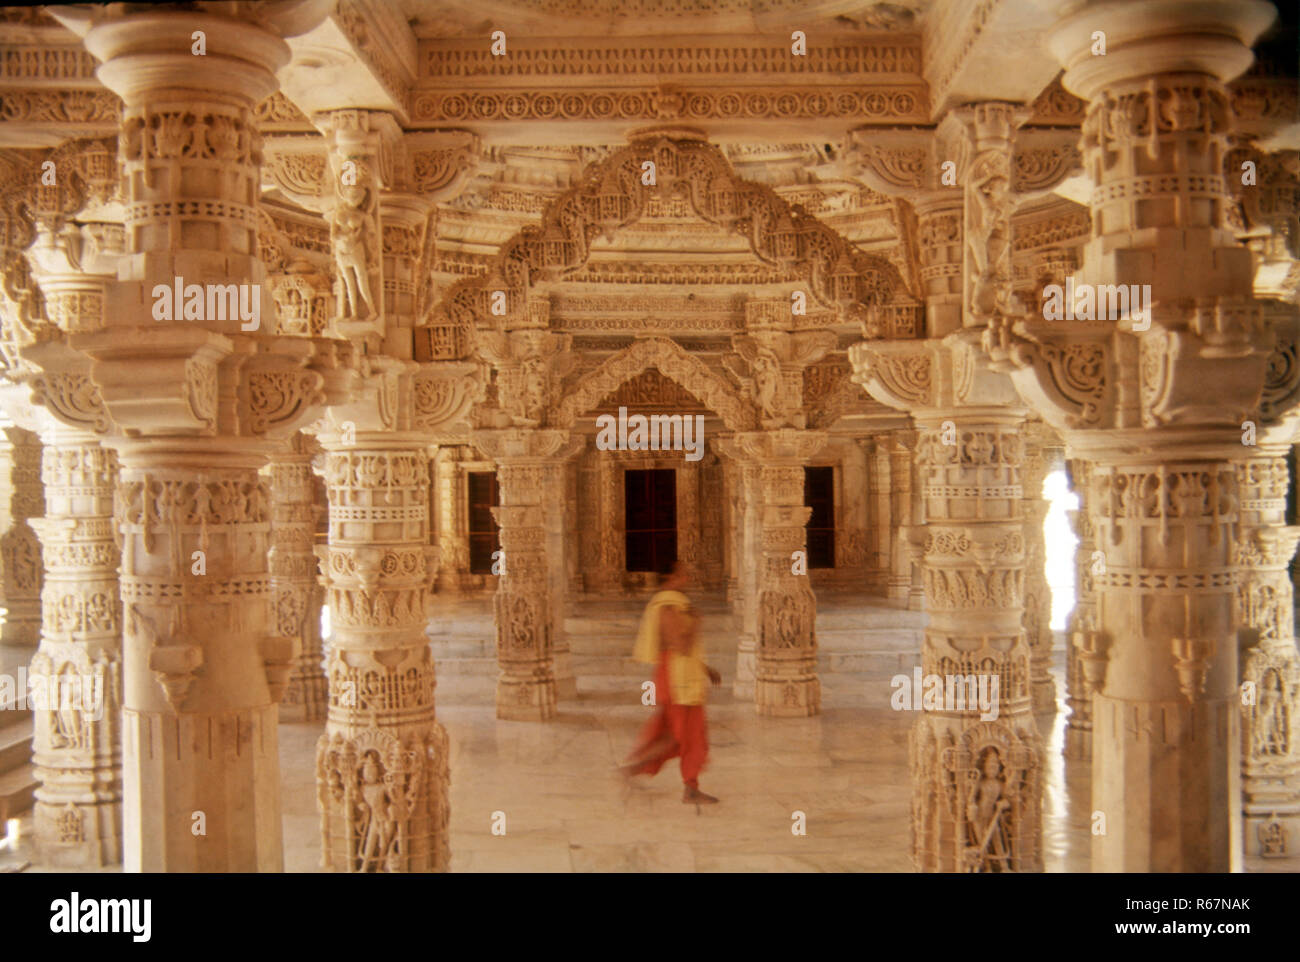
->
<box><xmin>628</xmin><ymin>657</ymin><xmax>708</xmax><ymax>788</ymax></box>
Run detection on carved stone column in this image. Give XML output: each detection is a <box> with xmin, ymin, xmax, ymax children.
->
<box><xmin>1063</xmin><ymin>458</ymin><xmax>1098</xmax><ymax>762</ymax></box>
<box><xmin>719</xmin><ymin>430</ymin><xmax>826</xmax><ymax>717</ymax></box>
<box><xmin>1021</xmin><ymin>428</ymin><xmax>1055</xmax><ymax>714</ymax></box>
<box><xmin>315</xmin><ymin>438</ymin><xmax>448</xmax><ymax>872</ymax></box>
<box><xmin>1236</xmin><ymin>439</ymin><xmax>1300</xmax><ymax>860</ymax></box>
<box><xmin>270</xmin><ymin>433</ymin><xmax>327</xmax><ymax>724</ymax></box>
<box><xmin>728</xmin><ymin>457</ymin><xmax>762</xmax><ymax>698</ymax></box>
<box><xmin>45</xmin><ymin>1</ymin><xmax>333</xmax><ymax>871</ymax></box>
<box><xmin>912</xmin><ymin>409</ymin><xmax>1041</xmax><ymax>872</ymax></box>
<box><xmin>27</xmin><ymin>425</ymin><xmax>120</xmax><ymax>867</ymax></box>
<box><xmin>887</xmin><ymin>430</ymin><xmax>918</xmax><ymax>605</ymax></box>
<box><xmin>433</xmin><ymin>447</ymin><xmax>467</xmax><ymax>594</ymax></box>
<box><xmin>473</xmin><ymin>429</ymin><xmax>583</xmax><ymax>720</ymax></box>
<box><xmin>852</xmin><ymin>333</ymin><xmax>1044</xmax><ymax>872</ymax></box>
<box><xmin>544</xmin><ymin>455</ymin><xmax>577</xmax><ymax>699</ymax></box>
<box><xmin>915</xmin><ymin>196</ymin><xmax>965</xmax><ymax>338</ymax></box>
<box><xmin>587</xmin><ymin>452</ymin><xmax>623</xmax><ymax>595</ymax></box>
<box><xmin>0</xmin><ymin>423</ymin><xmax>43</xmax><ymax>646</ymax></box>
<box><xmin>983</xmin><ymin>0</ymin><xmax>1279</xmax><ymax>871</ymax></box>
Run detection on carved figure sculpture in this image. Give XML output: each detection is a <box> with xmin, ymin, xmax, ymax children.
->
<box><xmin>965</xmin><ymin>746</ymin><xmax>1012</xmax><ymax>872</ymax></box>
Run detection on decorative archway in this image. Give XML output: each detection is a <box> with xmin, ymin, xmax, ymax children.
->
<box><xmin>553</xmin><ymin>335</ymin><xmax>754</xmax><ymax>431</ymax></box>
<box><xmin>419</xmin><ymin>130</ymin><xmax>912</xmax><ymax>359</ymax></box>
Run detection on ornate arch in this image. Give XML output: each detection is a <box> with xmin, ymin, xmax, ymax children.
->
<box><xmin>554</xmin><ymin>336</ymin><xmax>754</xmax><ymax>432</ymax></box>
<box><xmin>422</xmin><ymin>132</ymin><xmax>913</xmax><ymax>357</ymax></box>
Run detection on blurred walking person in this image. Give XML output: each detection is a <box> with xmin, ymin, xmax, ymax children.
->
<box><xmin>620</xmin><ymin>561</ymin><xmax>721</xmax><ymax>804</ymax></box>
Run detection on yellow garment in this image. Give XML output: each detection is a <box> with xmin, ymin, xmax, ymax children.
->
<box><xmin>633</xmin><ymin>589</ymin><xmax>708</xmax><ymax>706</ymax></box>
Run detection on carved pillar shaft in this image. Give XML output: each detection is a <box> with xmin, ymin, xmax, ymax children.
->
<box><xmin>1064</xmin><ymin>458</ymin><xmax>1097</xmax><ymax>761</ymax></box>
<box><xmin>116</xmin><ymin>444</ymin><xmax>282</xmax><ymax>872</ymax></box>
<box><xmin>1083</xmin><ymin>454</ymin><xmax>1240</xmax><ymax>872</ymax></box>
<box><xmin>433</xmin><ymin>447</ymin><xmax>466</xmax><ymax>593</ymax></box>
<box><xmin>1235</xmin><ymin>451</ymin><xmax>1300</xmax><ymax>860</ymax></box>
<box><xmin>915</xmin><ymin>197</ymin><xmax>964</xmax><ymax>339</ymax></box>
<box><xmin>476</xmin><ymin>429</ymin><xmax>582</xmax><ymax>720</ymax></box>
<box><xmin>911</xmin><ymin>412</ymin><xmax>1042</xmax><ymax>873</ymax></box>
<box><xmin>888</xmin><ymin>431</ymin><xmax>919</xmax><ymax>606</ymax></box>
<box><xmin>316</xmin><ymin>443</ymin><xmax>448</xmax><ymax>872</ymax></box>
<box><xmin>731</xmin><ymin>459</ymin><xmax>761</xmax><ymax>699</ymax></box>
<box><xmin>0</xmin><ymin>424</ymin><xmax>45</xmax><ymax>645</ymax></box>
<box><xmin>28</xmin><ymin>429</ymin><xmax>120</xmax><ymax>866</ymax></box>
<box><xmin>1022</xmin><ymin>435</ymin><xmax>1056</xmax><ymax>713</ymax></box>
<box><xmin>722</xmin><ymin>430</ymin><xmax>826</xmax><ymax>717</ymax></box>
<box><xmin>1030</xmin><ymin>0</ymin><xmax>1279</xmax><ymax>873</ymax></box>
<box><xmin>269</xmin><ymin>436</ymin><xmax>326</xmax><ymax>724</ymax></box>
<box><xmin>493</xmin><ymin>459</ymin><xmax>557</xmax><ymax>719</ymax></box>
<box><xmin>588</xmin><ymin>453</ymin><xmax>623</xmax><ymax>595</ymax></box>
<box><xmin>545</xmin><ymin>459</ymin><xmax>576</xmax><ymax>699</ymax></box>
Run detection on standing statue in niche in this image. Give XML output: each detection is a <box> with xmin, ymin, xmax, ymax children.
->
<box><xmin>333</xmin><ymin>182</ymin><xmax>376</xmax><ymax>320</ymax></box>
<box><xmin>964</xmin><ymin>746</ymin><xmax>1012</xmax><ymax>872</ymax></box>
<box><xmin>354</xmin><ymin>750</ymin><xmax>397</xmax><ymax>872</ymax></box>
<box><xmin>1254</xmin><ymin>668</ymin><xmax>1288</xmax><ymax>757</ymax></box>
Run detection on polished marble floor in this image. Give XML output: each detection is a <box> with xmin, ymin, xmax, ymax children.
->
<box><xmin>279</xmin><ymin>592</ymin><xmax>1093</xmax><ymax>872</ymax></box>
<box><xmin>8</xmin><ymin>592</ymin><xmax>1270</xmax><ymax>872</ymax></box>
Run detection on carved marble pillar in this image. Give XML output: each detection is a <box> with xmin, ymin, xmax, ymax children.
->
<box><xmin>988</xmin><ymin>0</ymin><xmax>1280</xmax><ymax>872</ymax></box>
<box><xmin>720</xmin><ymin>430</ymin><xmax>826</xmax><ymax>717</ymax></box>
<box><xmin>270</xmin><ymin>434</ymin><xmax>327</xmax><ymax>724</ymax></box>
<box><xmin>1063</xmin><ymin>458</ymin><xmax>1097</xmax><ymax>761</ymax></box>
<box><xmin>887</xmin><ymin>430</ymin><xmax>922</xmax><ymax>608</ymax></box>
<box><xmin>1021</xmin><ymin>430</ymin><xmax>1055</xmax><ymax>714</ymax></box>
<box><xmin>911</xmin><ymin>411</ymin><xmax>1042</xmax><ymax>872</ymax></box>
<box><xmin>699</xmin><ymin>451</ymin><xmax>725</xmax><ymax>590</ymax></box>
<box><xmin>729</xmin><ymin>458</ymin><xmax>762</xmax><ymax>699</ymax></box>
<box><xmin>915</xmin><ymin>196</ymin><xmax>965</xmax><ymax>339</ymax></box>
<box><xmin>722</xmin><ymin>457</ymin><xmax>741</xmax><ymax>602</ymax></box>
<box><xmin>433</xmin><ymin>446</ymin><xmax>468</xmax><ymax>594</ymax></box>
<box><xmin>474</xmin><ymin>429</ymin><xmax>583</xmax><ymax>720</ymax></box>
<box><xmin>588</xmin><ymin>453</ymin><xmax>623</xmax><ymax>595</ymax></box>
<box><xmin>852</xmin><ymin>334</ymin><xmax>1044</xmax><ymax>872</ymax></box>
<box><xmin>315</xmin><ymin>441</ymin><xmax>448</xmax><ymax>872</ymax></box>
<box><xmin>28</xmin><ymin>426</ymin><xmax>120</xmax><ymax>867</ymax></box>
<box><xmin>0</xmin><ymin>424</ymin><xmax>44</xmax><ymax>646</ymax></box>
<box><xmin>545</xmin><ymin>455</ymin><xmax>577</xmax><ymax>699</ymax></box>
<box><xmin>1235</xmin><ymin>445</ymin><xmax>1300</xmax><ymax>860</ymax></box>
<box><xmin>113</xmin><ymin>444</ymin><xmax>285</xmax><ymax>871</ymax></box>
<box><xmin>866</xmin><ymin>438</ymin><xmax>893</xmax><ymax>581</ymax></box>
<box><xmin>46</xmin><ymin>1</ymin><xmax>333</xmax><ymax>871</ymax></box>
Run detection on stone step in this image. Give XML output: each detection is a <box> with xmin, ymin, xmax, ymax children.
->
<box><xmin>0</xmin><ymin>717</ymin><xmax>32</xmax><ymax>773</ymax></box>
<box><xmin>0</xmin><ymin>765</ymin><xmax>36</xmax><ymax>824</ymax></box>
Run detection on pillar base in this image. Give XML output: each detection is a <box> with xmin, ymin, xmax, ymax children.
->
<box><xmin>33</xmin><ymin>797</ymin><xmax>122</xmax><ymax>868</ymax></box>
<box><xmin>755</xmin><ymin>674</ymin><xmax>820</xmax><ymax>717</ymax></box>
<box><xmin>496</xmin><ymin>674</ymin><xmax>557</xmax><ymax>721</ymax></box>
<box><xmin>1244</xmin><ymin>812</ymin><xmax>1300</xmax><ymax>859</ymax></box>
<box><xmin>1092</xmin><ymin>694</ymin><xmax>1238</xmax><ymax>872</ymax></box>
<box><xmin>123</xmin><ymin>705</ymin><xmax>283</xmax><ymax>873</ymax></box>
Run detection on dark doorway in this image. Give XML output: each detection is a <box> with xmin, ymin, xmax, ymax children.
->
<box><xmin>467</xmin><ymin>471</ymin><xmax>500</xmax><ymax>575</ymax></box>
<box><xmin>625</xmin><ymin>468</ymin><xmax>677</xmax><ymax>573</ymax></box>
<box><xmin>804</xmin><ymin>465</ymin><xmax>835</xmax><ymax>569</ymax></box>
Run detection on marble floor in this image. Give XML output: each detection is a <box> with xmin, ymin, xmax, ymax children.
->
<box><xmin>278</xmin><ymin>592</ymin><xmax>1093</xmax><ymax>872</ymax></box>
<box><xmin>13</xmin><ymin>591</ymin><xmax>1274</xmax><ymax>872</ymax></box>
